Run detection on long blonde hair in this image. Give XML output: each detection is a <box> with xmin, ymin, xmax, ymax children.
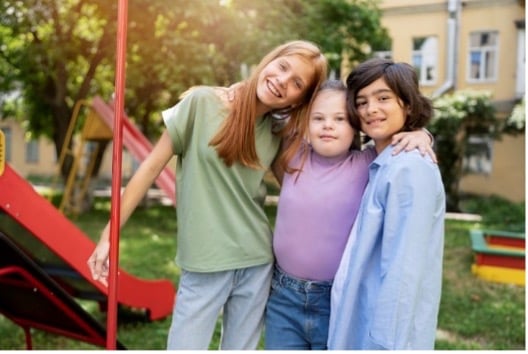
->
<box><xmin>209</xmin><ymin>40</ymin><xmax>328</xmax><ymax>169</ymax></box>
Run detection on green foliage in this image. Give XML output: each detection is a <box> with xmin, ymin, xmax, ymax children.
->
<box><xmin>0</xmin><ymin>0</ymin><xmax>389</xmax><ymax>149</ymax></box>
<box><xmin>291</xmin><ymin>0</ymin><xmax>389</xmax><ymax>75</ymax></box>
<box><xmin>460</xmin><ymin>194</ymin><xmax>525</xmax><ymax>232</ymax></box>
<box><xmin>429</xmin><ymin>90</ymin><xmax>499</xmax><ymax>211</ymax></box>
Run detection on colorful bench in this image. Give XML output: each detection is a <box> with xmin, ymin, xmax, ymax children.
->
<box><xmin>469</xmin><ymin>229</ymin><xmax>525</xmax><ymax>286</ymax></box>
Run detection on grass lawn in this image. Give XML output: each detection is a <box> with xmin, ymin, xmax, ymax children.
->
<box><xmin>0</xmin><ymin>193</ymin><xmax>524</xmax><ymax>349</ymax></box>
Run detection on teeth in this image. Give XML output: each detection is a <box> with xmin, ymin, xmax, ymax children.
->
<box><xmin>267</xmin><ymin>81</ymin><xmax>280</xmax><ymax>97</ymax></box>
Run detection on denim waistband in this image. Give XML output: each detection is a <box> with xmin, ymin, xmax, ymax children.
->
<box><xmin>273</xmin><ymin>265</ymin><xmax>332</xmax><ymax>293</ymax></box>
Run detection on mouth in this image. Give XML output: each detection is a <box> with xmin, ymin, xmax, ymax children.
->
<box><xmin>319</xmin><ymin>135</ymin><xmax>336</xmax><ymax>141</ymax></box>
<box><xmin>366</xmin><ymin>118</ymin><xmax>385</xmax><ymax>125</ymax></box>
<box><xmin>266</xmin><ymin>80</ymin><xmax>282</xmax><ymax>98</ymax></box>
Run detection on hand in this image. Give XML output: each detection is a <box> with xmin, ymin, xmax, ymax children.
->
<box><xmin>226</xmin><ymin>82</ymin><xmax>241</xmax><ymax>102</ymax></box>
<box><xmin>391</xmin><ymin>129</ymin><xmax>437</xmax><ymax>163</ymax></box>
<box><xmin>87</xmin><ymin>234</ymin><xmax>110</xmax><ymax>287</ymax></box>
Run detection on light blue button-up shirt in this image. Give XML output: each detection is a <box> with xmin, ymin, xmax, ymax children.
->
<box><xmin>328</xmin><ymin>145</ymin><xmax>446</xmax><ymax>350</ymax></box>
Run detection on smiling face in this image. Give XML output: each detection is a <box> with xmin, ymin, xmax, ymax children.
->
<box><xmin>308</xmin><ymin>89</ymin><xmax>355</xmax><ymax>159</ymax></box>
<box><xmin>255</xmin><ymin>54</ymin><xmax>316</xmax><ymax>116</ymax></box>
<box><xmin>355</xmin><ymin>77</ymin><xmax>407</xmax><ymax>153</ymax></box>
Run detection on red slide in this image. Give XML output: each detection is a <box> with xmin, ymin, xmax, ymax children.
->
<box><xmin>0</xmin><ymin>164</ymin><xmax>175</xmax><ymax>321</ymax></box>
<box><xmin>91</xmin><ymin>96</ymin><xmax>176</xmax><ymax>206</ymax></box>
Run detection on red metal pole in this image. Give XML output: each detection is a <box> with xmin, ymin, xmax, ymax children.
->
<box><xmin>107</xmin><ymin>0</ymin><xmax>128</xmax><ymax>349</ymax></box>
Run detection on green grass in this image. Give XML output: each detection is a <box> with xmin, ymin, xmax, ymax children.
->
<box><xmin>0</xmin><ymin>194</ymin><xmax>524</xmax><ymax>349</ymax></box>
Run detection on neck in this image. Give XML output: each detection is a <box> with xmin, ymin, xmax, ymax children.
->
<box><xmin>256</xmin><ymin>101</ymin><xmax>270</xmax><ymax>118</ymax></box>
<box><xmin>374</xmin><ymin>140</ymin><xmax>391</xmax><ymax>154</ymax></box>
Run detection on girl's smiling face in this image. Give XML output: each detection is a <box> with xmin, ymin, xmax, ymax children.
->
<box><xmin>256</xmin><ymin>55</ymin><xmax>315</xmax><ymax>116</ymax></box>
<box><xmin>308</xmin><ymin>89</ymin><xmax>355</xmax><ymax>159</ymax></box>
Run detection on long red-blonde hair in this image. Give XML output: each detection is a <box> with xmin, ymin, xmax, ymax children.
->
<box><xmin>209</xmin><ymin>40</ymin><xmax>328</xmax><ymax>169</ymax></box>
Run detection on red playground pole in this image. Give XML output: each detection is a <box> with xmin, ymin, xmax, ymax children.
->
<box><xmin>107</xmin><ymin>0</ymin><xmax>128</xmax><ymax>349</ymax></box>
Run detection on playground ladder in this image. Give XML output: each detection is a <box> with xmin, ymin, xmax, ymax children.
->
<box><xmin>52</xmin><ymin>99</ymin><xmax>113</xmax><ymax>215</ymax></box>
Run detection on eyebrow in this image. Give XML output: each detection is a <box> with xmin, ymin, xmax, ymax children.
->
<box><xmin>357</xmin><ymin>88</ymin><xmax>393</xmax><ymax>99</ymax></box>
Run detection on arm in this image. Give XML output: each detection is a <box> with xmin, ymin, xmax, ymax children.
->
<box><xmin>391</xmin><ymin>128</ymin><xmax>437</xmax><ymax>163</ymax></box>
<box><xmin>87</xmin><ymin>130</ymin><xmax>175</xmax><ymax>286</ymax></box>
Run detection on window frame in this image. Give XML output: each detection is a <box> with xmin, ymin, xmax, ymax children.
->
<box><xmin>411</xmin><ymin>36</ymin><xmax>438</xmax><ymax>86</ymax></box>
<box><xmin>467</xmin><ymin>31</ymin><xmax>499</xmax><ymax>83</ymax></box>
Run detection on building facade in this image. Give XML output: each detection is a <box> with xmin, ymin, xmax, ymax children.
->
<box><xmin>377</xmin><ymin>0</ymin><xmax>525</xmax><ymax>202</ymax></box>
<box><xmin>0</xmin><ymin>118</ymin><xmax>133</xmax><ymax>183</ymax></box>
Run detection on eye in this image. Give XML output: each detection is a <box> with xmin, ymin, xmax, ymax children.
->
<box><xmin>355</xmin><ymin>100</ymin><xmax>366</xmax><ymax>108</ymax></box>
<box><xmin>336</xmin><ymin>116</ymin><xmax>347</xmax><ymax>122</ymax></box>
<box><xmin>294</xmin><ymin>79</ymin><xmax>304</xmax><ymax>89</ymax></box>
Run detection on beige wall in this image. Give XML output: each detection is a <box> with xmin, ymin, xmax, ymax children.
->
<box><xmin>460</xmin><ymin>134</ymin><xmax>525</xmax><ymax>202</ymax></box>
<box><xmin>379</xmin><ymin>0</ymin><xmax>525</xmax><ymax>202</ymax></box>
<box><xmin>0</xmin><ymin>118</ymin><xmax>136</xmax><ymax>181</ymax></box>
<box><xmin>0</xmin><ymin>119</ymin><xmax>57</xmax><ymax>177</ymax></box>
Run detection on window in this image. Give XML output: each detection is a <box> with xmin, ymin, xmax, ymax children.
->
<box><xmin>463</xmin><ymin>136</ymin><xmax>493</xmax><ymax>175</ymax></box>
<box><xmin>25</xmin><ymin>140</ymin><xmax>39</xmax><ymax>163</ymax></box>
<box><xmin>468</xmin><ymin>31</ymin><xmax>498</xmax><ymax>82</ymax></box>
<box><xmin>1</xmin><ymin>127</ymin><xmax>12</xmax><ymax>162</ymax></box>
<box><xmin>412</xmin><ymin>36</ymin><xmax>438</xmax><ymax>85</ymax></box>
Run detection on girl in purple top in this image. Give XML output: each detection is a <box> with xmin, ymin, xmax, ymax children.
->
<box><xmin>265</xmin><ymin>80</ymin><xmax>435</xmax><ymax>349</ymax></box>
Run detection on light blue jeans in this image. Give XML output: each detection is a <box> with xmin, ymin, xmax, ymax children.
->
<box><xmin>166</xmin><ymin>263</ymin><xmax>272</xmax><ymax>350</ymax></box>
<box><xmin>265</xmin><ymin>265</ymin><xmax>332</xmax><ymax>350</ymax></box>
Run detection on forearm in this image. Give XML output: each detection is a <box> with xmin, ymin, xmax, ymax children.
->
<box><xmin>100</xmin><ymin>131</ymin><xmax>174</xmax><ymax>241</ymax></box>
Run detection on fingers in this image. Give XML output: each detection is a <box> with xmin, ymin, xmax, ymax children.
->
<box><xmin>87</xmin><ymin>252</ymin><xmax>109</xmax><ymax>287</ymax></box>
<box><xmin>391</xmin><ymin>142</ymin><xmax>404</xmax><ymax>155</ymax></box>
<box><xmin>391</xmin><ymin>132</ymin><xmax>438</xmax><ymax>163</ymax></box>
<box><xmin>226</xmin><ymin>82</ymin><xmax>241</xmax><ymax>102</ymax></box>
<box><xmin>226</xmin><ymin>87</ymin><xmax>235</xmax><ymax>102</ymax></box>
<box><xmin>390</xmin><ymin>133</ymin><xmax>407</xmax><ymax>155</ymax></box>
<box><xmin>425</xmin><ymin>146</ymin><xmax>438</xmax><ymax>163</ymax></box>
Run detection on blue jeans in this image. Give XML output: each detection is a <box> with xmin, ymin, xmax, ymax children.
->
<box><xmin>265</xmin><ymin>265</ymin><xmax>332</xmax><ymax>350</ymax></box>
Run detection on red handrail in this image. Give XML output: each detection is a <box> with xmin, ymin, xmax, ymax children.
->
<box><xmin>107</xmin><ymin>0</ymin><xmax>128</xmax><ymax>349</ymax></box>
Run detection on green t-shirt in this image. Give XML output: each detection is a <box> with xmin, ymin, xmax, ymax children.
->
<box><xmin>162</xmin><ymin>86</ymin><xmax>281</xmax><ymax>272</ymax></box>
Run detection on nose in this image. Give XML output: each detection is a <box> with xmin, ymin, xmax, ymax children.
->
<box><xmin>365</xmin><ymin>100</ymin><xmax>378</xmax><ymax>115</ymax></box>
<box><xmin>323</xmin><ymin>118</ymin><xmax>334</xmax><ymax>129</ymax></box>
<box><xmin>278</xmin><ymin>69</ymin><xmax>298</xmax><ymax>89</ymax></box>
<box><xmin>276</xmin><ymin>73</ymin><xmax>288</xmax><ymax>89</ymax></box>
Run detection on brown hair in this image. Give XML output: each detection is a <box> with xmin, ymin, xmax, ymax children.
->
<box><xmin>209</xmin><ymin>40</ymin><xmax>328</xmax><ymax>169</ymax></box>
<box><xmin>346</xmin><ymin>58</ymin><xmax>433</xmax><ymax>138</ymax></box>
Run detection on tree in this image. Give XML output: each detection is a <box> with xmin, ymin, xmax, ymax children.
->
<box><xmin>429</xmin><ymin>90</ymin><xmax>500</xmax><ymax>211</ymax></box>
<box><xmin>0</xmin><ymin>0</ymin><xmax>390</xmax><ymax>177</ymax></box>
<box><xmin>0</xmin><ymin>0</ymin><xmax>117</xmax><ymax>178</ymax></box>
<box><xmin>291</xmin><ymin>0</ymin><xmax>390</xmax><ymax>76</ymax></box>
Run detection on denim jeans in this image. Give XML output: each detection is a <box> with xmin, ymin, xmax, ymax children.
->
<box><xmin>265</xmin><ymin>265</ymin><xmax>332</xmax><ymax>350</ymax></box>
<box><xmin>166</xmin><ymin>263</ymin><xmax>273</xmax><ymax>350</ymax></box>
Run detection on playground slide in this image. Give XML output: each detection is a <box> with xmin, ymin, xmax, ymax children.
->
<box><xmin>0</xmin><ymin>164</ymin><xmax>175</xmax><ymax>321</ymax></box>
<box><xmin>91</xmin><ymin>96</ymin><xmax>176</xmax><ymax>206</ymax></box>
